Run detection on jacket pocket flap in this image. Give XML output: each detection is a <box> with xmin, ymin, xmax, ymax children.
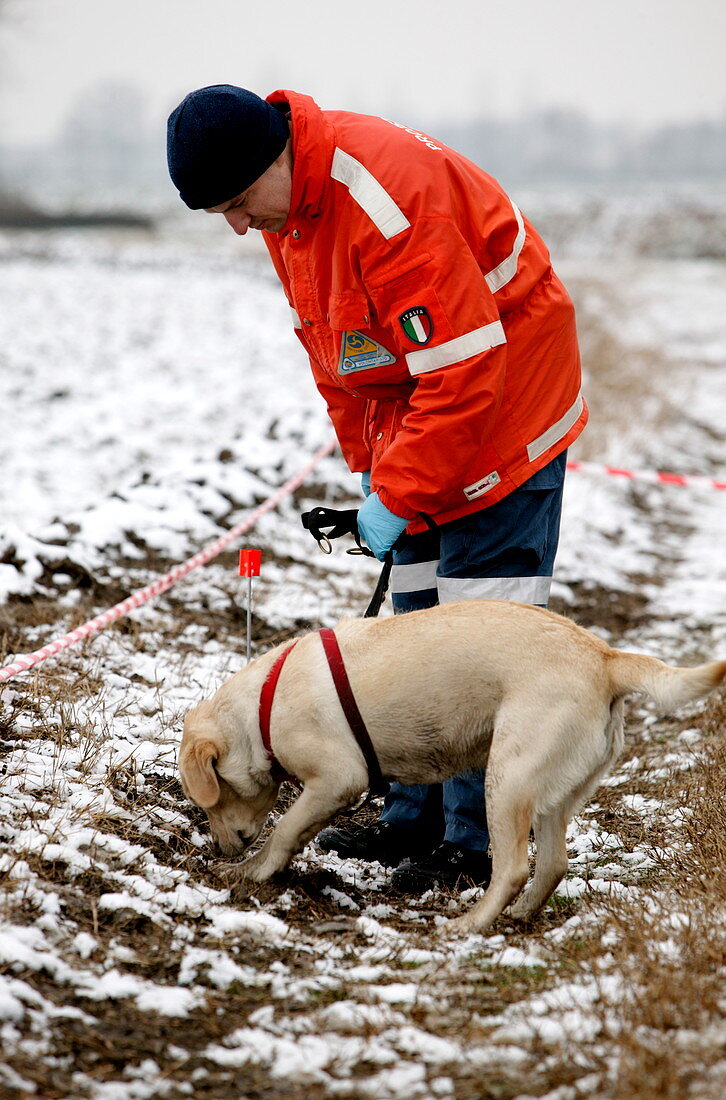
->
<box><xmin>328</xmin><ymin>292</ymin><xmax>370</xmax><ymax>329</ymax></box>
<box><xmin>367</xmin><ymin>251</ymin><xmax>433</xmax><ymax>290</ymax></box>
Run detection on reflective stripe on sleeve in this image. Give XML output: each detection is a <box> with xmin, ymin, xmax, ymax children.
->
<box><xmin>390</xmin><ymin>559</ymin><xmax>439</xmax><ymax>594</ymax></box>
<box><xmin>331</xmin><ymin>149</ymin><xmax>410</xmax><ymax>240</ymax></box>
<box><xmin>406</xmin><ymin>321</ymin><xmax>506</xmax><ymax>376</ymax></box>
<box><xmin>437</xmin><ymin>575</ymin><xmax>552</xmax><ymax>605</ymax></box>
<box><xmin>484</xmin><ymin>201</ymin><xmax>526</xmax><ymax>293</ymax></box>
<box><xmin>526</xmin><ymin>392</ymin><xmax>584</xmax><ymax>462</ymax></box>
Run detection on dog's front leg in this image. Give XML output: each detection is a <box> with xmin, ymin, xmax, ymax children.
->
<box><xmin>233</xmin><ymin>778</ymin><xmax>364</xmax><ymax>883</ymax></box>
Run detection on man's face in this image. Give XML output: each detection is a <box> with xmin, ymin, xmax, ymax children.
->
<box><xmin>205</xmin><ymin>146</ymin><xmax>293</xmax><ymax>235</ymax></box>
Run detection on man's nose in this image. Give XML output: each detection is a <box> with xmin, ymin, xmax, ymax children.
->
<box><xmin>224</xmin><ymin>209</ymin><xmax>251</xmax><ymax>235</ymax></box>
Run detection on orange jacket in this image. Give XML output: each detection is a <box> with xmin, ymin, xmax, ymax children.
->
<box><xmin>263</xmin><ymin>91</ymin><xmax>586</xmax><ymax>530</ymax></box>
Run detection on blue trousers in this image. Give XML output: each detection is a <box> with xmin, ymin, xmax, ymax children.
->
<box><xmin>379</xmin><ymin>451</ymin><xmax>567</xmax><ymax>852</ymax></box>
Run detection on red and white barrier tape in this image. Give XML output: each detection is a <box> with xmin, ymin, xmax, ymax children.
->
<box><xmin>0</xmin><ymin>439</ymin><xmax>336</xmax><ymax>684</ymax></box>
<box><xmin>1</xmin><ymin>444</ymin><xmax>722</xmax><ymax>684</ymax></box>
<box><xmin>566</xmin><ymin>459</ymin><xmax>725</xmax><ymax>492</ymax></box>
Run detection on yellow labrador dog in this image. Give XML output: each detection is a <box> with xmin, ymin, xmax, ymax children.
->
<box><xmin>179</xmin><ymin>601</ymin><xmax>724</xmax><ymax>934</ymax></box>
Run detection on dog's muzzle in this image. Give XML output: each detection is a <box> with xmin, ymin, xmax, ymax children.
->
<box><xmin>213</xmin><ymin>831</ymin><xmax>257</xmax><ymax>857</ymax></box>
<box><xmin>235</xmin><ymin>830</ymin><xmax>256</xmax><ymax>851</ymax></box>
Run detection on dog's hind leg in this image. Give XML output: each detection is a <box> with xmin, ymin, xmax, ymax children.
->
<box><xmin>509</xmin><ymin>701</ymin><xmax>625</xmax><ymax>921</ymax></box>
<box><xmin>447</xmin><ymin>772</ymin><xmax>533</xmax><ymax>936</ymax></box>
<box><xmin>508</xmin><ymin>809</ymin><xmax>569</xmax><ymax>921</ymax></box>
<box><xmin>234</xmin><ymin>773</ymin><xmax>366</xmax><ymax>883</ymax></box>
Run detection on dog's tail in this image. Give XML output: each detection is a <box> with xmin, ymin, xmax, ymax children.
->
<box><xmin>607</xmin><ymin>651</ymin><xmax>726</xmax><ymax>712</ymax></box>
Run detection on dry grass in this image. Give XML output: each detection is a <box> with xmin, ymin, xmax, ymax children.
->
<box><xmin>576</xmin><ymin>708</ymin><xmax>726</xmax><ymax>1099</ymax></box>
<box><xmin>656</xmin><ymin>717</ymin><xmax>726</xmax><ymax>904</ymax></box>
<box><xmin>594</xmin><ymin>899</ymin><xmax>725</xmax><ymax>1100</ymax></box>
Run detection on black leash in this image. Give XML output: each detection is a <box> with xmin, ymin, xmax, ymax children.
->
<box><xmin>299</xmin><ymin>504</ymin><xmax>394</xmax><ymax>810</ymax></box>
<box><xmin>301</xmin><ymin>506</ymin><xmax>396</xmax><ymax>617</ymax></box>
<box><xmin>363</xmin><ymin>553</ymin><xmax>394</xmax><ymax>618</ymax></box>
<box><xmin>299</xmin><ymin>503</ymin><xmax>439</xmax><ymax>813</ymax></box>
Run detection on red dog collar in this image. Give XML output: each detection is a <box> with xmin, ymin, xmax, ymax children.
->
<box><xmin>258</xmin><ymin>640</ymin><xmax>299</xmax><ymax>783</ymax></box>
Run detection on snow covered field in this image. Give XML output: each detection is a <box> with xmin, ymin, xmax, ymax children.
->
<box><xmin>0</xmin><ymin>201</ymin><xmax>724</xmax><ymax>1099</ymax></box>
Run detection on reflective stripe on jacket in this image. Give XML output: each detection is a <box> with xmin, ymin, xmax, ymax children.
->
<box><xmin>263</xmin><ymin>90</ymin><xmax>587</xmax><ymax>531</ymax></box>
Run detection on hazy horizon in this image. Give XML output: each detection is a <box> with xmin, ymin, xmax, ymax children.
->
<box><xmin>1</xmin><ymin>0</ymin><xmax>724</xmax><ymax>150</ymax></box>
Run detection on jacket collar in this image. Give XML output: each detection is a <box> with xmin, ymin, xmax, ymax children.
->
<box><xmin>266</xmin><ymin>89</ymin><xmax>333</xmax><ymax>234</ymax></box>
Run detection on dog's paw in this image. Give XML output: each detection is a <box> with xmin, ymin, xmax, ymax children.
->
<box><xmin>236</xmin><ymin>849</ymin><xmax>280</xmax><ymax>883</ymax></box>
<box><xmin>240</xmin><ymin>863</ymin><xmax>272</xmax><ymax>884</ymax></box>
<box><xmin>440</xmin><ymin>914</ymin><xmax>476</xmax><ymax>936</ymax></box>
<box><xmin>213</xmin><ymin>860</ymin><xmax>271</xmax><ymax>898</ymax></box>
<box><xmin>229</xmin><ymin>876</ymin><xmax>261</xmax><ymax>901</ymax></box>
<box><xmin>213</xmin><ymin>859</ymin><xmax>247</xmax><ymax>884</ymax></box>
<box><xmin>214</xmin><ymin>856</ymin><xmax>270</xmax><ymax>883</ymax></box>
<box><xmin>508</xmin><ymin>896</ymin><xmax>540</xmax><ymax>922</ymax></box>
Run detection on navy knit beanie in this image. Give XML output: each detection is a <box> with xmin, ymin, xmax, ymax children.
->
<box><xmin>167</xmin><ymin>85</ymin><xmax>290</xmax><ymax>210</ymax></box>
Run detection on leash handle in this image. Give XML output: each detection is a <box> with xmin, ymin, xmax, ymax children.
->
<box><xmin>301</xmin><ymin>506</ymin><xmax>374</xmax><ymax>557</ymax></box>
<box><xmin>301</xmin><ymin>506</ymin><xmax>409</xmax><ymax>617</ymax></box>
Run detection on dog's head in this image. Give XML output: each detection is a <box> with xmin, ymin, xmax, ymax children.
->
<box><xmin>179</xmin><ymin>702</ymin><xmax>279</xmax><ymax>855</ymax></box>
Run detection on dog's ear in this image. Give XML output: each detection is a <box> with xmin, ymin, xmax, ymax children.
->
<box><xmin>180</xmin><ymin>738</ymin><xmax>221</xmax><ymax>808</ymax></box>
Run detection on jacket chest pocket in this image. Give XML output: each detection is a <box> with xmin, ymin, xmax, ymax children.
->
<box><xmin>328</xmin><ymin>293</ymin><xmax>402</xmax><ymax>380</ymax></box>
<box><xmin>314</xmin><ymin>293</ymin><xmax>368</xmax><ymax>379</ymax></box>
<box><xmin>330</xmin><ymin>292</ymin><xmax>374</xmax><ymax>369</ymax></box>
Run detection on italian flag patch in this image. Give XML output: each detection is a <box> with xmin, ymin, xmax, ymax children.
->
<box><xmin>399</xmin><ymin>306</ymin><xmax>433</xmax><ymax>345</ymax></box>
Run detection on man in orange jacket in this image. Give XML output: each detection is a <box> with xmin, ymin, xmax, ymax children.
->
<box><xmin>168</xmin><ymin>85</ymin><xmax>587</xmax><ymax>893</ymax></box>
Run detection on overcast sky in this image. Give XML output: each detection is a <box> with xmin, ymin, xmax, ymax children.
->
<box><xmin>1</xmin><ymin>0</ymin><xmax>725</xmax><ymax>146</ymax></box>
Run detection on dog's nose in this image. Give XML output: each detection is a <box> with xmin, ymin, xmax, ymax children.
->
<box><xmin>237</xmin><ymin>830</ymin><xmax>251</xmax><ymax>848</ymax></box>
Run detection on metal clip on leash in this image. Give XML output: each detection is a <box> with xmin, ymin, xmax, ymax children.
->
<box><xmin>300</xmin><ymin>506</ymin><xmax>397</xmax><ymax>618</ymax></box>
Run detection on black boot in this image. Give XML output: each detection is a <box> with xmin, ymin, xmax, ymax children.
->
<box><xmin>317</xmin><ymin>820</ymin><xmax>438</xmax><ymax>866</ymax></box>
<box><xmin>390</xmin><ymin>841</ymin><xmax>493</xmax><ymax>894</ymax></box>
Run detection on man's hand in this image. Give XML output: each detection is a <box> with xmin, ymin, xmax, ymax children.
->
<box><xmin>357</xmin><ymin>493</ymin><xmax>408</xmax><ymax>560</ymax></box>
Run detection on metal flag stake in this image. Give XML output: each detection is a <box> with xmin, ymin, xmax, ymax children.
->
<box><xmin>238</xmin><ymin>549</ymin><xmax>262</xmax><ymax>664</ymax></box>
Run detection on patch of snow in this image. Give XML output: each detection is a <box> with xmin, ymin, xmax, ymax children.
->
<box><xmin>209</xmin><ymin>908</ymin><xmax>291</xmax><ymax>939</ymax></box>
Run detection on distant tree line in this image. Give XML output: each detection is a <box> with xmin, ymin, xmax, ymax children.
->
<box><xmin>1</xmin><ymin>78</ymin><xmax>725</xmax><ymax>216</ymax></box>
<box><xmin>438</xmin><ymin>107</ymin><xmax>726</xmax><ymax>184</ymax></box>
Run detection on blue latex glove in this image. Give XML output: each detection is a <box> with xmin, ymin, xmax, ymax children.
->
<box><xmin>357</xmin><ymin>492</ymin><xmax>409</xmax><ymax>560</ymax></box>
<box><xmin>360</xmin><ymin>470</ymin><xmax>371</xmax><ymax>497</ymax></box>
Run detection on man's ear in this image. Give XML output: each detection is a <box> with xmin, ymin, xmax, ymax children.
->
<box><xmin>180</xmin><ymin>737</ymin><xmax>221</xmax><ymax>808</ymax></box>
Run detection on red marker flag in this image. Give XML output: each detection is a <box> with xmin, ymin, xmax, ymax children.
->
<box><xmin>239</xmin><ymin>550</ymin><xmax>262</xmax><ymax>665</ymax></box>
<box><xmin>239</xmin><ymin>549</ymin><xmax>262</xmax><ymax>577</ymax></box>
